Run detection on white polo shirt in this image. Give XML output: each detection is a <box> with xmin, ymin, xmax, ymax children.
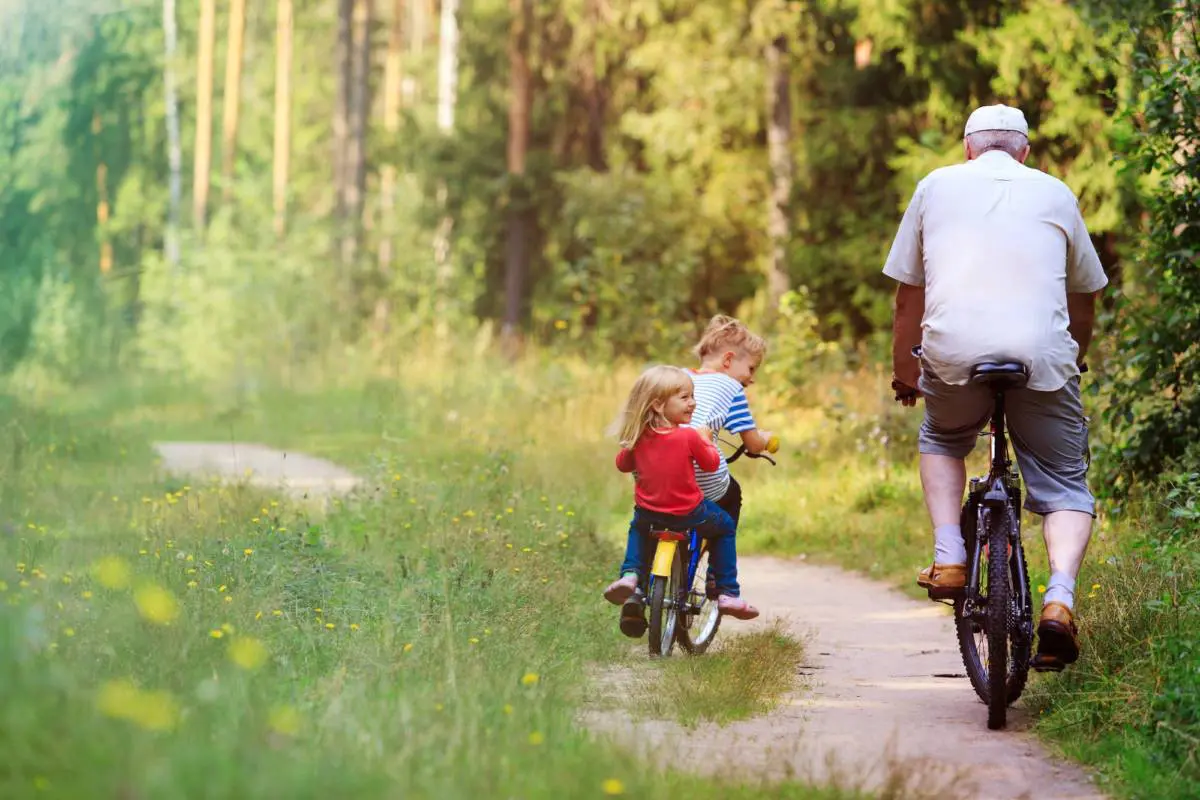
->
<box><xmin>882</xmin><ymin>151</ymin><xmax>1108</xmax><ymax>392</ymax></box>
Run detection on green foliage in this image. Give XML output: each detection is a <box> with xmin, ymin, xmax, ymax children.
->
<box><xmin>1092</xmin><ymin>2</ymin><xmax>1200</xmax><ymax>492</ymax></box>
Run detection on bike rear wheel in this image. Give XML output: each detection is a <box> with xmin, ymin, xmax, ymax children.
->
<box><xmin>985</xmin><ymin>507</ymin><xmax>1010</xmax><ymax>729</ymax></box>
<box><xmin>955</xmin><ymin>504</ymin><xmax>1029</xmax><ymax>723</ymax></box>
<box><xmin>647</xmin><ymin>546</ymin><xmax>684</xmax><ymax>657</ymax></box>
<box><xmin>677</xmin><ymin>544</ymin><xmax>721</xmax><ymax>655</ymax></box>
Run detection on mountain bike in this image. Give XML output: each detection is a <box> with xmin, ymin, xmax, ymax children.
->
<box><xmin>642</xmin><ymin>436</ymin><xmax>778</xmax><ymax>657</ymax></box>
<box><xmin>925</xmin><ymin>361</ymin><xmax>1034</xmax><ymax>730</ymax></box>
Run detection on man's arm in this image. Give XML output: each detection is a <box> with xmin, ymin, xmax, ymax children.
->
<box><xmin>1067</xmin><ymin>291</ymin><xmax>1098</xmax><ymax>365</ymax></box>
<box><xmin>892</xmin><ymin>282</ymin><xmax>924</xmax><ymax>393</ymax></box>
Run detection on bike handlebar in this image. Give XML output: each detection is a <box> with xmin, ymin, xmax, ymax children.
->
<box><xmin>724</xmin><ymin>435</ymin><xmax>780</xmax><ymax>465</ymax></box>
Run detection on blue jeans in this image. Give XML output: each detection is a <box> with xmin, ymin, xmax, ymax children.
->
<box><xmin>617</xmin><ymin>500</ymin><xmax>740</xmax><ymax>597</ymax></box>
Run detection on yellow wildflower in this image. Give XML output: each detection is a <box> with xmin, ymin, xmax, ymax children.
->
<box><xmin>350</xmin><ymin>623</ymin><xmax>360</xmax><ymax>631</ymax></box>
<box><xmin>528</xmin><ymin>731</ymin><xmax>544</xmax><ymax>745</ymax></box>
<box><xmin>95</xmin><ymin>556</ymin><xmax>131</xmax><ymax>590</ymax></box>
<box><xmin>272</xmin><ymin>610</ymin><xmax>283</xmax><ymax>617</ymax></box>
<box><xmin>228</xmin><ymin>636</ymin><xmax>268</xmax><ymax>670</ymax></box>
<box><xmin>403</xmin><ymin>643</ymin><xmax>413</xmax><ymax>653</ymax></box>
<box><xmin>134</xmin><ymin>584</ymin><xmax>179</xmax><ymax>625</ymax></box>
<box><xmin>210</xmin><ymin>629</ymin><xmax>224</xmax><ymax>639</ymax></box>
<box><xmin>243</xmin><ymin>548</ymin><xmax>254</xmax><ymax>556</ymax></box>
<box><xmin>469</xmin><ymin>637</ymin><xmax>479</xmax><ymax>644</ymax></box>
<box><xmin>602</xmin><ymin>778</ymin><xmax>625</xmax><ymax>796</ymax></box>
<box><xmin>268</xmin><ymin>705</ymin><xmax>301</xmax><ymax>736</ymax></box>
<box><xmin>325</xmin><ymin>623</ymin><xmax>335</xmax><ymax>630</ymax></box>
<box><xmin>503</xmin><ymin>704</ymin><xmax>513</xmax><ymax>714</ymax></box>
<box><xmin>63</xmin><ymin>627</ymin><xmax>75</xmax><ymax>637</ymax></box>
<box><xmin>96</xmin><ymin>680</ymin><xmax>178</xmax><ymax>732</ymax></box>
<box><xmin>520</xmin><ymin>672</ymin><xmax>539</xmax><ymax>687</ymax></box>
<box><xmin>81</xmin><ymin>591</ymin><xmax>93</xmax><ymax>600</ymax></box>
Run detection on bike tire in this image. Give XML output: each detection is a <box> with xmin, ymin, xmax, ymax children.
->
<box><xmin>986</xmin><ymin>506</ymin><xmax>1010</xmax><ymax>730</ymax></box>
<box><xmin>647</xmin><ymin>547</ymin><xmax>682</xmax><ymax>657</ymax></box>
<box><xmin>956</xmin><ymin>503</ymin><xmax>1032</xmax><ymax>708</ymax></box>
<box><xmin>677</xmin><ymin>546</ymin><xmax>721</xmax><ymax>655</ymax></box>
<box><xmin>1007</xmin><ymin>538</ymin><xmax>1033</xmax><ymax>703</ymax></box>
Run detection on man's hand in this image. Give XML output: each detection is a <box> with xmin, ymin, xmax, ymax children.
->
<box><xmin>694</xmin><ymin>425</ymin><xmax>714</xmax><ymax>442</ymax></box>
<box><xmin>891</xmin><ymin>378</ymin><xmax>921</xmax><ymax>407</ymax></box>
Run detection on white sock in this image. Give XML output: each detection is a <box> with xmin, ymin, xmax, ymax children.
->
<box><xmin>1044</xmin><ymin>572</ymin><xmax>1076</xmax><ymax>610</ymax></box>
<box><xmin>933</xmin><ymin>524</ymin><xmax>967</xmax><ymax>564</ymax></box>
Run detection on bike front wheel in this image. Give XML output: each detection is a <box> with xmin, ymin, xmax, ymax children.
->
<box><xmin>647</xmin><ymin>546</ymin><xmax>684</xmax><ymax>657</ymax></box>
<box><xmin>677</xmin><ymin>544</ymin><xmax>721</xmax><ymax>655</ymax></box>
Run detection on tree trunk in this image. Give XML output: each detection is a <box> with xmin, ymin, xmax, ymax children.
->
<box><xmin>334</xmin><ymin>0</ymin><xmax>353</xmax><ymax>228</ymax></box>
<box><xmin>436</xmin><ymin>0</ymin><xmax>460</xmax><ymax>133</ymax></box>
<box><xmin>502</xmin><ymin>0</ymin><xmax>533</xmax><ymax>346</ymax></box>
<box><xmin>193</xmin><ymin>0</ymin><xmax>216</xmax><ymax>232</ymax></box>
<box><xmin>379</xmin><ymin>0</ymin><xmax>405</xmax><ymax>271</ymax></box>
<box><xmin>93</xmin><ymin>113</ymin><xmax>113</xmax><ymax>273</ymax></box>
<box><xmin>432</xmin><ymin>0</ymin><xmax>460</xmax><ymax>312</ymax></box>
<box><xmin>163</xmin><ymin>0</ymin><xmax>182</xmax><ymax>264</ymax></box>
<box><xmin>341</xmin><ymin>0</ymin><xmax>372</xmax><ymax>265</ymax></box>
<box><xmin>220</xmin><ymin>0</ymin><xmax>247</xmax><ymax>203</ymax></box>
<box><xmin>765</xmin><ymin>34</ymin><xmax>793</xmax><ymax>315</ymax></box>
<box><xmin>582</xmin><ymin>0</ymin><xmax>605</xmax><ymax>171</ymax></box>
<box><xmin>272</xmin><ymin>0</ymin><xmax>293</xmax><ymax>238</ymax></box>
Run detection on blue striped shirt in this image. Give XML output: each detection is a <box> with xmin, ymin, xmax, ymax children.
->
<box><xmin>686</xmin><ymin>371</ymin><xmax>757</xmax><ymax>500</ymax></box>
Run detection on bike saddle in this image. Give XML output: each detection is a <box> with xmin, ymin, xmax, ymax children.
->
<box><xmin>969</xmin><ymin>361</ymin><xmax>1029</xmax><ymax>389</ymax></box>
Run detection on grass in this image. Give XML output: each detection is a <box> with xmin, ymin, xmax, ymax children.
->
<box><xmin>635</xmin><ymin>623</ymin><xmax>805</xmax><ymax>727</ymax></box>
<box><xmin>0</xmin><ymin>356</ymin><xmax>857</xmax><ymax>799</ymax></box>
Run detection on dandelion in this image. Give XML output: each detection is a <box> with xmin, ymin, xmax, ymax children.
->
<box><xmin>244</xmin><ymin>548</ymin><xmax>254</xmax><ymax>556</ymax></box>
<box><xmin>224</xmin><ymin>596</ymin><xmax>233</xmax><ymax>604</ymax></box>
<box><xmin>503</xmin><ymin>704</ymin><xmax>513</xmax><ymax>715</ymax></box>
<box><xmin>268</xmin><ymin>704</ymin><xmax>302</xmax><ymax>736</ymax></box>
<box><xmin>228</xmin><ymin>636</ymin><xmax>268</xmax><ymax>670</ymax></box>
<box><xmin>251</xmin><ymin>518</ymin><xmax>260</xmax><ymax>524</ymax></box>
<box><xmin>602</xmin><ymin>778</ymin><xmax>625</xmax><ymax>796</ymax></box>
<box><xmin>528</xmin><ymin>731</ymin><xmax>544</xmax><ymax>745</ymax></box>
<box><xmin>325</xmin><ymin>623</ymin><xmax>335</xmax><ymax>630</ymax></box>
<box><xmin>469</xmin><ymin>637</ymin><xmax>479</xmax><ymax>644</ymax></box>
<box><xmin>218</xmin><ymin>585</ymin><xmax>227</xmax><ymax>593</ymax></box>
<box><xmin>554</xmin><ymin>319</ymin><xmax>568</xmax><ymax>330</ymax></box>
<box><xmin>61</xmin><ymin>576</ymin><xmax>72</xmax><ymax>585</ymax></box>
<box><xmin>135</xmin><ymin>584</ymin><xmax>179</xmax><ymax>624</ymax></box>
<box><xmin>63</xmin><ymin>627</ymin><xmax>75</xmax><ymax>637</ymax></box>
<box><xmin>505</xmin><ymin>507</ymin><xmax>514</xmax><ymax>514</ymax></box>
<box><xmin>506</xmin><ymin>543</ymin><xmax>514</xmax><ymax>549</ymax></box>
<box><xmin>255</xmin><ymin>611</ymin><xmax>263</xmax><ymax>620</ymax></box>
<box><xmin>15</xmin><ymin>562</ymin><xmax>26</xmax><ymax>573</ymax></box>
<box><xmin>522</xmin><ymin>547</ymin><xmax>532</xmax><ymax>553</ymax></box>
<box><xmin>272</xmin><ymin>610</ymin><xmax>283</xmax><ymax>617</ymax></box>
<box><xmin>187</xmin><ymin>581</ymin><xmax>198</xmax><ymax>588</ymax></box>
<box><xmin>350</xmin><ymin>623</ymin><xmax>359</xmax><ymax>631</ymax></box>
<box><xmin>1037</xmin><ymin>584</ymin><xmax>1046</xmax><ymax>594</ymax></box>
<box><xmin>95</xmin><ymin>556</ymin><xmax>131</xmax><ymax>590</ymax></box>
<box><xmin>464</xmin><ymin>510</ymin><xmax>476</xmax><ymax>518</ymax></box>
<box><xmin>314</xmin><ymin>608</ymin><xmax>322</xmax><ymax>614</ymax></box>
<box><xmin>1091</xmin><ymin>583</ymin><xmax>1101</xmax><ymax>590</ymax></box>
<box><xmin>521</xmin><ymin>672</ymin><xmax>539</xmax><ymax>687</ymax></box>
<box><xmin>210</xmin><ymin>629</ymin><xmax>224</xmax><ymax>639</ymax></box>
<box><xmin>393</xmin><ymin>473</ymin><xmax>402</xmax><ymax>481</ymax></box>
<box><xmin>403</xmin><ymin>643</ymin><xmax>413</xmax><ymax>653</ymax></box>
<box><xmin>81</xmin><ymin>591</ymin><xmax>93</xmax><ymax>600</ymax></box>
<box><xmin>96</xmin><ymin>680</ymin><xmax>178</xmax><ymax>732</ymax></box>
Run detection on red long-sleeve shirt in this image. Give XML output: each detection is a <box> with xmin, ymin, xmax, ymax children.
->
<box><xmin>615</xmin><ymin>426</ymin><xmax>721</xmax><ymax>515</ymax></box>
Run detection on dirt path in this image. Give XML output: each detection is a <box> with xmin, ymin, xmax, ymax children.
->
<box><xmin>155</xmin><ymin>442</ymin><xmax>1104</xmax><ymax>799</ymax></box>
<box><xmin>599</xmin><ymin>555</ymin><xmax>1104</xmax><ymax>798</ymax></box>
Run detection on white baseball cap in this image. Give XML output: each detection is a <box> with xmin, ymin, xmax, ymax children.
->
<box><xmin>964</xmin><ymin>104</ymin><xmax>1029</xmax><ymax>137</ymax></box>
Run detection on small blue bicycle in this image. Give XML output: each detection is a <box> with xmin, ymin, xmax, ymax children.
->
<box><xmin>641</xmin><ymin>437</ymin><xmax>778</xmax><ymax>657</ymax></box>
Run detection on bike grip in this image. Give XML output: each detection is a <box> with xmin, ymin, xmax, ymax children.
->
<box><xmin>766</xmin><ymin>435</ymin><xmax>780</xmax><ymax>454</ymax></box>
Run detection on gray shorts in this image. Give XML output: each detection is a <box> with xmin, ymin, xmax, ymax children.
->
<box><xmin>918</xmin><ymin>371</ymin><xmax>1094</xmax><ymax>516</ymax></box>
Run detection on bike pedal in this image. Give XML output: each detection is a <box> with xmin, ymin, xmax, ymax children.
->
<box><xmin>925</xmin><ymin>586</ymin><xmax>966</xmax><ymax>601</ymax></box>
<box><xmin>1030</xmin><ymin>653</ymin><xmax>1065</xmax><ymax>673</ymax></box>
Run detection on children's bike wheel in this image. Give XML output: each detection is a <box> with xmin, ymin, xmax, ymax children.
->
<box><xmin>647</xmin><ymin>547</ymin><xmax>683</xmax><ymax>657</ymax></box>
<box><xmin>677</xmin><ymin>545</ymin><xmax>721</xmax><ymax>654</ymax></box>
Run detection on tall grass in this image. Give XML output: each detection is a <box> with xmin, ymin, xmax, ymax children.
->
<box><xmin>0</xmin><ymin>352</ymin><xmax>856</xmax><ymax>799</ymax></box>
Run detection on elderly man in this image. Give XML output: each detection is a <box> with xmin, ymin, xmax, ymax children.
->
<box><xmin>883</xmin><ymin>104</ymin><xmax>1107</xmax><ymax>670</ymax></box>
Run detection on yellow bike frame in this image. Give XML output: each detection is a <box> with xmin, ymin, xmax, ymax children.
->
<box><xmin>650</xmin><ymin>539</ymin><xmax>678</xmax><ymax>578</ymax></box>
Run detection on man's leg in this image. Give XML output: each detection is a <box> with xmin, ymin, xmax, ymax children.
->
<box><xmin>916</xmin><ymin>372</ymin><xmax>990</xmax><ymax>585</ymax></box>
<box><xmin>1005</xmin><ymin>376</ymin><xmax>1094</xmax><ymax>666</ymax></box>
<box><xmin>1042</xmin><ymin>510</ymin><xmax>1093</xmax><ymax>608</ymax></box>
<box><xmin>920</xmin><ymin>453</ymin><xmax>968</xmax><ymax>564</ymax></box>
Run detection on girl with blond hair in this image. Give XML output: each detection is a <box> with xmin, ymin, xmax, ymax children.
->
<box><xmin>604</xmin><ymin>365</ymin><xmax>759</xmax><ymax>638</ymax></box>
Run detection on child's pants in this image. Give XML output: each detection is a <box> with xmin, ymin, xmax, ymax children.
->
<box><xmin>617</xmin><ymin>500</ymin><xmax>740</xmax><ymax>597</ymax></box>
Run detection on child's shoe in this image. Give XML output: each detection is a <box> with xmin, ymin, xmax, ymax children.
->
<box><xmin>717</xmin><ymin>594</ymin><xmax>760</xmax><ymax>620</ymax></box>
<box><xmin>619</xmin><ymin>591</ymin><xmax>647</xmax><ymax>638</ymax></box>
<box><xmin>603</xmin><ymin>574</ymin><xmax>638</xmax><ymax>605</ymax></box>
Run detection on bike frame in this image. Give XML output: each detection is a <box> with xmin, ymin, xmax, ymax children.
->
<box><xmin>963</xmin><ymin>388</ymin><xmax>1032</xmax><ymax>642</ymax></box>
<box><xmin>649</xmin><ymin>530</ymin><xmax>704</xmax><ymax>607</ymax></box>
